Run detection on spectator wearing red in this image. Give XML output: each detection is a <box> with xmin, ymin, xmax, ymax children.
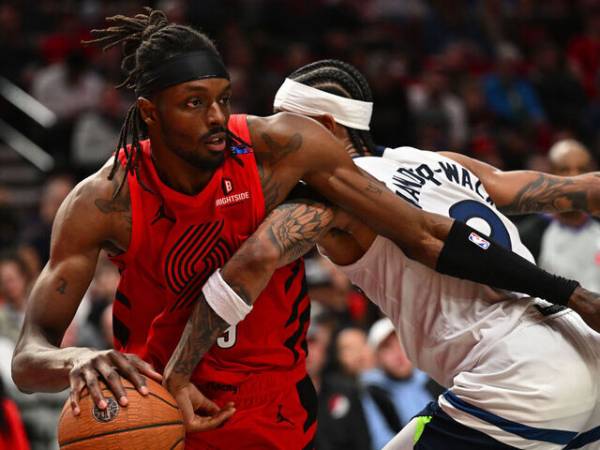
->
<box><xmin>0</xmin><ymin>379</ymin><xmax>29</xmax><ymax>450</ymax></box>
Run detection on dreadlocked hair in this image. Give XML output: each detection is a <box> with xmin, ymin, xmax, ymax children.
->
<box><xmin>83</xmin><ymin>7</ymin><xmax>222</xmax><ymax>197</ymax></box>
<box><xmin>288</xmin><ymin>59</ymin><xmax>376</xmax><ymax>156</ymax></box>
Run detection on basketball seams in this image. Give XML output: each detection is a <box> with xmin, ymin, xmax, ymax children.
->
<box><xmin>169</xmin><ymin>437</ymin><xmax>185</xmax><ymax>450</ymax></box>
<box><xmin>59</xmin><ymin>421</ymin><xmax>184</xmax><ymax>447</ymax></box>
<box><xmin>128</xmin><ymin>387</ymin><xmax>179</xmax><ymax>409</ymax></box>
<box><xmin>59</xmin><ymin>378</ymin><xmax>185</xmax><ymax>448</ymax></box>
<box><xmin>77</xmin><ymin>384</ymin><xmax>179</xmax><ymax>409</ymax></box>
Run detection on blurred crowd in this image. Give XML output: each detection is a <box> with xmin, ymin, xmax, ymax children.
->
<box><xmin>0</xmin><ymin>0</ymin><xmax>599</xmax><ymax>449</ymax></box>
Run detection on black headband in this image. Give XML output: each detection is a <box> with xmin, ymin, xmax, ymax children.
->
<box><xmin>136</xmin><ymin>50</ymin><xmax>230</xmax><ymax>97</ymax></box>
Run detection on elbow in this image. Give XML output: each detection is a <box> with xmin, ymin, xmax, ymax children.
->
<box><xmin>11</xmin><ymin>352</ymin><xmax>33</xmax><ymax>393</ymax></box>
<box><xmin>402</xmin><ymin>218</ymin><xmax>448</xmax><ymax>269</ymax></box>
<box><xmin>222</xmin><ymin>240</ymin><xmax>280</xmax><ymax>287</ymax></box>
<box><xmin>249</xmin><ymin>241</ymin><xmax>281</xmax><ymax>275</ymax></box>
<box><xmin>403</xmin><ymin>231</ymin><xmax>441</xmax><ymax>269</ymax></box>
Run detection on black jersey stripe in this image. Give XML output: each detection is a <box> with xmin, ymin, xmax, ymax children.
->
<box><xmin>296</xmin><ymin>375</ymin><xmax>318</xmax><ymax>434</ymax></box>
<box><xmin>112</xmin><ymin>315</ymin><xmax>130</xmax><ymax>347</ymax></box>
<box><xmin>284</xmin><ymin>304</ymin><xmax>310</xmax><ymax>364</ymax></box>
<box><xmin>285</xmin><ymin>276</ymin><xmax>308</xmax><ymax>327</ymax></box>
<box><xmin>114</xmin><ymin>290</ymin><xmax>131</xmax><ymax>309</ymax></box>
<box><xmin>284</xmin><ymin>260</ymin><xmax>302</xmax><ymax>293</ymax></box>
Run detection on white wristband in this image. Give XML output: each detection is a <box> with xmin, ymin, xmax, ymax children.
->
<box><xmin>203</xmin><ymin>269</ymin><xmax>252</xmax><ymax>326</ymax></box>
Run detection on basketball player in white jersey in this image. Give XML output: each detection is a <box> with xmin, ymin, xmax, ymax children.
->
<box><xmin>186</xmin><ymin>60</ymin><xmax>600</xmax><ymax>449</ymax></box>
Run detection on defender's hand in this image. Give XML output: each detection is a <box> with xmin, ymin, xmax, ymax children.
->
<box><xmin>568</xmin><ymin>286</ymin><xmax>600</xmax><ymax>333</ymax></box>
<box><xmin>68</xmin><ymin>349</ymin><xmax>162</xmax><ymax>416</ymax></box>
<box><xmin>165</xmin><ymin>377</ymin><xmax>235</xmax><ymax>433</ymax></box>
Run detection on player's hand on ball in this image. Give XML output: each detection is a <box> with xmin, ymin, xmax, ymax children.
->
<box><xmin>68</xmin><ymin>349</ymin><xmax>162</xmax><ymax>416</ymax></box>
<box><xmin>568</xmin><ymin>286</ymin><xmax>600</xmax><ymax>333</ymax></box>
<box><xmin>166</xmin><ymin>379</ymin><xmax>235</xmax><ymax>432</ymax></box>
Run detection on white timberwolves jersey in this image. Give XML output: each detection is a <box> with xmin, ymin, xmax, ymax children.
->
<box><xmin>336</xmin><ymin>147</ymin><xmax>545</xmax><ymax>387</ymax></box>
<box><xmin>378</xmin><ymin>146</ymin><xmax>534</xmax><ymax>261</ymax></box>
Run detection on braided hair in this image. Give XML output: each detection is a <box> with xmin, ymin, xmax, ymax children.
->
<box><xmin>287</xmin><ymin>59</ymin><xmax>376</xmax><ymax>156</ymax></box>
<box><xmin>83</xmin><ymin>7</ymin><xmax>222</xmax><ymax>196</ymax></box>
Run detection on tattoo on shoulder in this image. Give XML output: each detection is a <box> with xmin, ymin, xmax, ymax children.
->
<box><xmin>57</xmin><ymin>277</ymin><xmax>67</xmax><ymax>295</ymax></box>
<box><xmin>93</xmin><ymin>174</ymin><xmax>132</xmax><ymax>234</ymax></box>
<box><xmin>500</xmin><ymin>174</ymin><xmax>590</xmax><ymax>214</ymax></box>
<box><xmin>94</xmin><ymin>197</ymin><xmax>129</xmax><ymax>214</ymax></box>
<box><xmin>261</xmin><ymin>132</ymin><xmax>303</xmax><ymax>162</ymax></box>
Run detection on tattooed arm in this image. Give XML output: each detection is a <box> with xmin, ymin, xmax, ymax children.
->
<box><xmin>163</xmin><ymin>199</ymin><xmax>337</xmax><ymax>431</ymax></box>
<box><xmin>439</xmin><ymin>151</ymin><xmax>600</xmax><ymax>215</ymax></box>
<box><xmin>12</xmin><ymin>164</ymin><xmax>160</xmax><ymax>414</ymax></box>
<box><xmin>164</xmin><ymin>200</ymin><xmax>336</xmax><ymax>369</ymax></box>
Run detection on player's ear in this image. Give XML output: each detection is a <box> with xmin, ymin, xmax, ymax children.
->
<box><xmin>137</xmin><ymin>97</ymin><xmax>158</xmax><ymax>127</ymax></box>
<box><xmin>315</xmin><ymin>114</ymin><xmax>338</xmax><ymax>134</ymax></box>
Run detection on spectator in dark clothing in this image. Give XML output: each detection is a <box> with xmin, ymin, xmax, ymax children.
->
<box><xmin>316</xmin><ymin>327</ymin><xmax>374</xmax><ymax>450</ymax></box>
<box><xmin>483</xmin><ymin>43</ymin><xmax>546</xmax><ymax>127</ymax></box>
<box><xmin>19</xmin><ymin>174</ymin><xmax>74</xmax><ymax>271</ymax></box>
<box><xmin>531</xmin><ymin>43</ymin><xmax>587</xmax><ymax>134</ymax></box>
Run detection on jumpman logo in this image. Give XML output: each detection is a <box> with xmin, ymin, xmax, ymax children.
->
<box><xmin>276</xmin><ymin>404</ymin><xmax>294</xmax><ymax>426</ymax></box>
<box><xmin>151</xmin><ymin>203</ymin><xmax>175</xmax><ymax>225</ymax></box>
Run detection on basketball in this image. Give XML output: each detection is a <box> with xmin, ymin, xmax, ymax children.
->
<box><xmin>57</xmin><ymin>378</ymin><xmax>185</xmax><ymax>449</ymax></box>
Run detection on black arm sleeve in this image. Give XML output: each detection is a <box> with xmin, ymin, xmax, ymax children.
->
<box><xmin>436</xmin><ymin>221</ymin><xmax>579</xmax><ymax>305</ymax></box>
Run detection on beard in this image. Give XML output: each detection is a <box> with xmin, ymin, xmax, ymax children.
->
<box><xmin>171</xmin><ymin>145</ymin><xmax>225</xmax><ymax>170</ymax></box>
<box><xmin>160</xmin><ymin>124</ymin><xmax>229</xmax><ymax>171</ymax></box>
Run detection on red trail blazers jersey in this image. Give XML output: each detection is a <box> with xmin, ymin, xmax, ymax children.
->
<box><xmin>109</xmin><ymin>114</ymin><xmax>310</xmax><ymax>386</ymax></box>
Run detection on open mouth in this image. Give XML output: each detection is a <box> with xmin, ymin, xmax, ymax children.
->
<box><xmin>204</xmin><ymin>132</ymin><xmax>227</xmax><ymax>152</ymax></box>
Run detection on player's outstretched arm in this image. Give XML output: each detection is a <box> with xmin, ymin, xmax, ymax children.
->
<box><xmin>11</xmin><ymin>169</ymin><xmax>161</xmax><ymax>415</ymax></box>
<box><xmin>438</xmin><ymin>151</ymin><xmax>600</xmax><ymax>216</ymax></box>
<box><xmin>251</xmin><ymin>114</ymin><xmax>584</xmax><ymax>306</ymax></box>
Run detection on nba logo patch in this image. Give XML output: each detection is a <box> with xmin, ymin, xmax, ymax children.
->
<box><xmin>222</xmin><ymin>178</ymin><xmax>234</xmax><ymax>195</ymax></box>
<box><xmin>468</xmin><ymin>232</ymin><xmax>490</xmax><ymax>250</ymax></box>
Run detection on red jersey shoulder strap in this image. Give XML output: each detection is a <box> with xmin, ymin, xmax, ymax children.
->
<box><xmin>228</xmin><ymin>114</ymin><xmax>252</xmax><ymax>147</ymax></box>
<box><xmin>108</xmin><ymin>142</ymin><xmax>147</xmax><ymax>267</ymax></box>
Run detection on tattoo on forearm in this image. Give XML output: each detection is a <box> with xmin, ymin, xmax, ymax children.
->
<box><xmin>366</xmin><ymin>181</ymin><xmax>383</xmax><ymax>195</ymax></box>
<box><xmin>170</xmin><ymin>293</ymin><xmax>229</xmax><ymax>376</ymax></box>
<box><xmin>359</xmin><ymin>168</ymin><xmax>385</xmax><ymax>196</ymax></box>
<box><xmin>500</xmin><ymin>174</ymin><xmax>594</xmax><ymax>214</ymax></box>
<box><xmin>56</xmin><ymin>277</ymin><xmax>67</xmax><ymax>295</ymax></box>
<box><xmin>265</xmin><ymin>201</ymin><xmax>336</xmax><ymax>265</ymax></box>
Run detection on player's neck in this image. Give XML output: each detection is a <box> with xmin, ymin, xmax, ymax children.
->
<box><xmin>150</xmin><ymin>143</ymin><xmax>215</xmax><ymax>195</ymax></box>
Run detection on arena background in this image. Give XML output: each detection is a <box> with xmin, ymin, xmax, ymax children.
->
<box><xmin>0</xmin><ymin>1</ymin><xmax>599</xmax><ymax>449</ymax></box>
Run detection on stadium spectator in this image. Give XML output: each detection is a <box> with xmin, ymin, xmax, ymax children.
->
<box><xmin>361</xmin><ymin>318</ymin><xmax>438</xmax><ymax>449</ymax></box>
<box><xmin>483</xmin><ymin>43</ymin><xmax>546</xmax><ymax>127</ymax></box>
<box><xmin>19</xmin><ymin>174</ymin><xmax>74</xmax><ymax>271</ymax></box>
<box><xmin>0</xmin><ymin>252</ymin><xmax>31</xmax><ymax>343</ymax></box>
<box><xmin>519</xmin><ymin>139</ymin><xmax>600</xmax><ymax>292</ymax></box>
<box><xmin>0</xmin><ymin>377</ymin><xmax>29</xmax><ymax>450</ymax></box>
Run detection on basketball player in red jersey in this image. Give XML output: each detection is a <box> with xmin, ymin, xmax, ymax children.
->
<box><xmin>11</xmin><ymin>9</ymin><xmax>588</xmax><ymax>449</ymax></box>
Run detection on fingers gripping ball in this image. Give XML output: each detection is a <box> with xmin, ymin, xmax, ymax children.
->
<box><xmin>58</xmin><ymin>378</ymin><xmax>185</xmax><ymax>449</ymax></box>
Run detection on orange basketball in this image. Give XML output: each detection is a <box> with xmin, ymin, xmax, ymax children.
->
<box><xmin>57</xmin><ymin>377</ymin><xmax>185</xmax><ymax>449</ymax></box>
